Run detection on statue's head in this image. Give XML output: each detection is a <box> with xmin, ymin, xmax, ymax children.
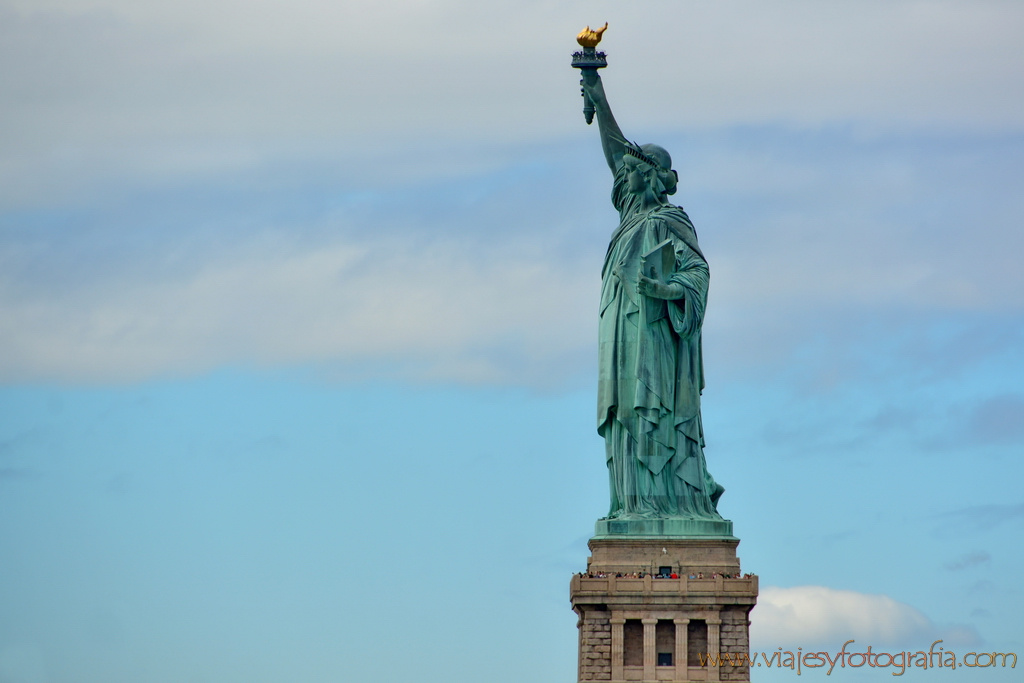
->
<box><xmin>624</xmin><ymin>143</ymin><xmax>678</xmax><ymax>197</ymax></box>
<box><xmin>640</xmin><ymin>144</ymin><xmax>671</xmax><ymax>170</ymax></box>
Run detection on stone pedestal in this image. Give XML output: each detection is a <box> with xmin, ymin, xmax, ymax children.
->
<box><xmin>571</xmin><ymin>533</ymin><xmax>757</xmax><ymax>683</ymax></box>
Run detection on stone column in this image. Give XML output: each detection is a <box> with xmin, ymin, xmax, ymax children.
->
<box><xmin>674</xmin><ymin>618</ymin><xmax>689</xmax><ymax>681</ymax></box>
<box><xmin>610</xmin><ymin>617</ymin><xmax>625</xmax><ymax>681</ymax></box>
<box><xmin>577</xmin><ymin>613</ymin><xmax>584</xmax><ymax>682</ymax></box>
<box><xmin>642</xmin><ymin>618</ymin><xmax>657</xmax><ymax>681</ymax></box>
<box><xmin>707</xmin><ymin>617</ymin><xmax>722</xmax><ymax>682</ymax></box>
<box><xmin>571</xmin><ymin>538</ymin><xmax>757</xmax><ymax>682</ymax></box>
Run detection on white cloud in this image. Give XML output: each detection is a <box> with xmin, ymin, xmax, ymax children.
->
<box><xmin>2</xmin><ymin>123</ymin><xmax>1021</xmax><ymax>387</ymax></box>
<box><xmin>751</xmin><ymin>585</ymin><xmax>979</xmax><ymax>649</ymax></box>
<box><xmin>0</xmin><ymin>233</ymin><xmax>598</xmax><ymax>385</ymax></box>
<box><xmin>7</xmin><ymin>0</ymin><xmax>1022</xmax><ymax>129</ymax></box>
<box><xmin>2</xmin><ymin>0</ymin><xmax>1023</xmax><ymax>208</ymax></box>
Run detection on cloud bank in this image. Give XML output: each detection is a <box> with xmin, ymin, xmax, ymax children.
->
<box><xmin>751</xmin><ymin>585</ymin><xmax>979</xmax><ymax>650</ymax></box>
<box><xmin>0</xmin><ymin>234</ymin><xmax>596</xmax><ymax>385</ymax></box>
<box><xmin>2</xmin><ymin>0</ymin><xmax>1023</xmax><ymax>208</ymax></box>
<box><xmin>3</xmin><ymin>127</ymin><xmax>1022</xmax><ymax>387</ymax></box>
<box><xmin>2</xmin><ymin>1</ymin><xmax>1022</xmax><ymax>388</ymax></box>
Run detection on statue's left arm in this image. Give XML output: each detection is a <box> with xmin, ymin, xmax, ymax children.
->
<box><xmin>666</xmin><ymin>251</ymin><xmax>709</xmax><ymax>338</ymax></box>
<box><xmin>638</xmin><ymin>242</ymin><xmax>709</xmax><ymax>337</ymax></box>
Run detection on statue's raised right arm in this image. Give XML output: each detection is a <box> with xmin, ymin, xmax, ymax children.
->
<box><xmin>580</xmin><ymin>70</ymin><xmax>627</xmax><ymax>174</ymax></box>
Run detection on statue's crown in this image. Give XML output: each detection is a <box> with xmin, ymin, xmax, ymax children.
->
<box><xmin>624</xmin><ymin>144</ymin><xmax>666</xmax><ymax>170</ymax></box>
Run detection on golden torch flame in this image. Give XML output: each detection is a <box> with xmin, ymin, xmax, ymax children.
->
<box><xmin>576</xmin><ymin>22</ymin><xmax>608</xmax><ymax>48</ymax></box>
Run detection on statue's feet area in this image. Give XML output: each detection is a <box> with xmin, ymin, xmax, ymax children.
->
<box><xmin>594</xmin><ymin>516</ymin><xmax>734</xmax><ymax>538</ymax></box>
<box><xmin>604</xmin><ymin>510</ymin><xmax>724</xmax><ymax>521</ymax></box>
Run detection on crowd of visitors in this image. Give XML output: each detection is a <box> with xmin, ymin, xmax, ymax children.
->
<box><xmin>579</xmin><ymin>571</ymin><xmax>756</xmax><ymax>579</ymax></box>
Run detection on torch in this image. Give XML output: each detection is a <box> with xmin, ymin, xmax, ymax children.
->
<box><xmin>571</xmin><ymin>23</ymin><xmax>608</xmax><ymax>125</ymax></box>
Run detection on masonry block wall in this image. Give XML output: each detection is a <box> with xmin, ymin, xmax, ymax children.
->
<box><xmin>570</xmin><ymin>537</ymin><xmax>757</xmax><ymax>683</ymax></box>
<box><xmin>718</xmin><ymin>606</ymin><xmax>752</xmax><ymax>682</ymax></box>
<box><xmin>579</xmin><ymin>610</ymin><xmax>612</xmax><ymax>681</ymax></box>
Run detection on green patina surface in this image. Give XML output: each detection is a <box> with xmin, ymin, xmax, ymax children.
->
<box><xmin>579</xmin><ymin>61</ymin><xmax>731</xmax><ymax>537</ymax></box>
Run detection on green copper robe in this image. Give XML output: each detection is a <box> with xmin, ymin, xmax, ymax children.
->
<box><xmin>597</xmin><ymin>164</ymin><xmax>723</xmax><ymax>519</ymax></box>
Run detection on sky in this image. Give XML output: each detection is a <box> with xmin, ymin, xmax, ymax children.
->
<box><xmin>1</xmin><ymin>1</ymin><xmax>1023</xmax><ymax>681</ymax></box>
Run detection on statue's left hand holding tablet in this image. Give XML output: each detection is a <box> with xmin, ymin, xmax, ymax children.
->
<box><xmin>638</xmin><ymin>275</ymin><xmax>684</xmax><ymax>300</ymax></box>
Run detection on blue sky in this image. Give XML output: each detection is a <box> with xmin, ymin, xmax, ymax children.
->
<box><xmin>1</xmin><ymin>1</ymin><xmax>1023</xmax><ymax>682</ymax></box>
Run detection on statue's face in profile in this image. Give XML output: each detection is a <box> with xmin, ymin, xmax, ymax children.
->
<box><xmin>624</xmin><ymin>155</ymin><xmax>656</xmax><ymax>195</ymax></box>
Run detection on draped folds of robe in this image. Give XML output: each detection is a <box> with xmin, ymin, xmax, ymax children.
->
<box><xmin>597</xmin><ymin>163</ymin><xmax>723</xmax><ymax>520</ymax></box>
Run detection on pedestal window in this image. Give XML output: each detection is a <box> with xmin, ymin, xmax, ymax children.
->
<box><xmin>623</xmin><ymin>619</ymin><xmax>644</xmax><ymax>666</ymax></box>
<box><xmin>687</xmin><ymin>619</ymin><xmax>708</xmax><ymax>667</ymax></box>
<box><xmin>656</xmin><ymin>620</ymin><xmax>675</xmax><ymax>666</ymax></box>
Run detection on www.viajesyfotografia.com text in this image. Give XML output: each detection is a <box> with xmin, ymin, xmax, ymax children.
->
<box><xmin>698</xmin><ymin>640</ymin><xmax>1016</xmax><ymax>675</ymax></box>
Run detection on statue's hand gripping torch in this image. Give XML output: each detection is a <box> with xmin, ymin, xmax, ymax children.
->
<box><xmin>571</xmin><ymin>23</ymin><xmax>608</xmax><ymax>125</ymax></box>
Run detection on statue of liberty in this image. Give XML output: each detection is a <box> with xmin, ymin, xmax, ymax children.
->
<box><xmin>575</xmin><ymin>26</ymin><xmax>725</xmax><ymax>523</ymax></box>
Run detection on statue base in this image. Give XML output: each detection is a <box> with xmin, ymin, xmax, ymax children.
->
<box><xmin>594</xmin><ymin>518</ymin><xmax>734</xmax><ymax>539</ymax></box>
<box><xmin>571</xmin><ymin>532</ymin><xmax>757</xmax><ymax>682</ymax></box>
